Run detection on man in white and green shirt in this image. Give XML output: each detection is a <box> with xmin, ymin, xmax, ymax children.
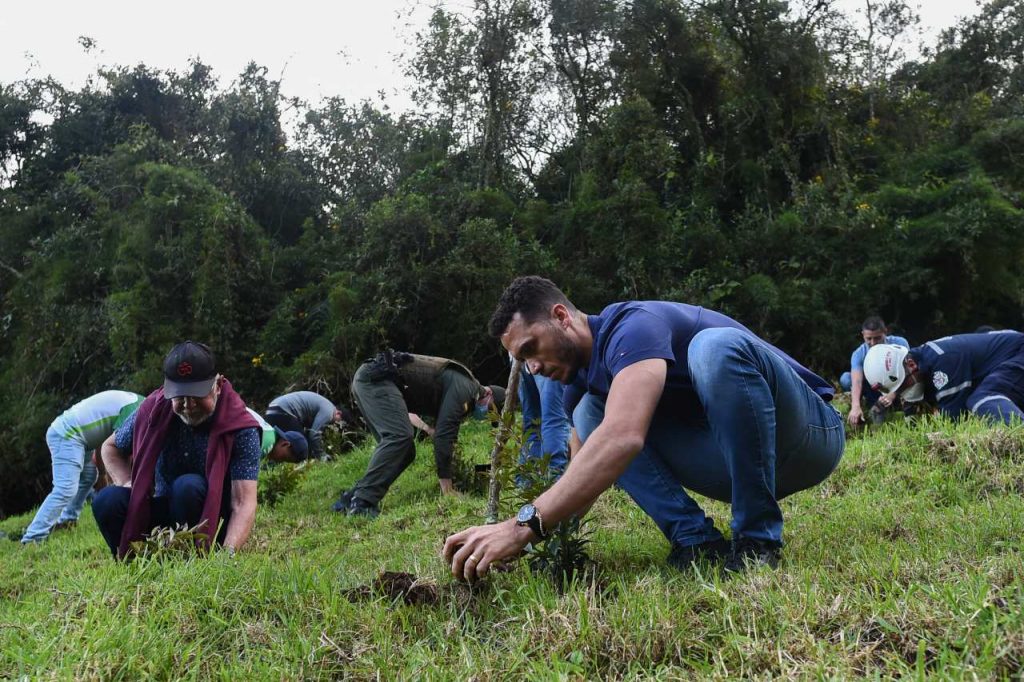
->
<box><xmin>22</xmin><ymin>390</ymin><xmax>143</xmax><ymax>543</ymax></box>
<box><xmin>247</xmin><ymin>408</ymin><xmax>310</xmax><ymax>463</ymax></box>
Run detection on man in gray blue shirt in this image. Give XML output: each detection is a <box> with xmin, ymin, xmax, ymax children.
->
<box><xmin>265</xmin><ymin>391</ymin><xmax>345</xmax><ymax>460</ymax></box>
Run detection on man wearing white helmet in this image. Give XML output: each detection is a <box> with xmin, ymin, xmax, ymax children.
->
<box><xmin>864</xmin><ymin>330</ymin><xmax>1024</xmax><ymax>423</ymax></box>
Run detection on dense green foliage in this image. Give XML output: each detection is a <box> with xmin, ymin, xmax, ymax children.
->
<box><xmin>2</xmin><ymin>0</ymin><xmax>1023</xmax><ymax>516</ymax></box>
<box><xmin>1</xmin><ymin>418</ymin><xmax>1022</xmax><ymax>678</ymax></box>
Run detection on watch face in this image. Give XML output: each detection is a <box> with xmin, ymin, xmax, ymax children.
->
<box><xmin>517</xmin><ymin>503</ymin><xmax>536</xmax><ymax>523</ymax></box>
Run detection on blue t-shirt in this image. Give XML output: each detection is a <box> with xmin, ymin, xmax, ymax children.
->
<box><xmin>115</xmin><ymin>410</ymin><xmax>262</xmax><ymax>497</ymax></box>
<box><xmin>910</xmin><ymin>330</ymin><xmax>1024</xmax><ymax>418</ymax></box>
<box><xmin>850</xmin><ymin>335</ymin><xmax>909</xmax><ymax>371</ymax></box>
<box><xmin>571</xmin><ymin>301</ymin><xmax>832</xmax><ymax>417</ymax></box>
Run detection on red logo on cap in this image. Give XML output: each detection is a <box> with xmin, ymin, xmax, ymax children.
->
<box><xmin>884</xmin><ymin>353</ymin><xmax>893</xmax><ymax>372</ymax></box>
<box><xmin>177</xmin><ymin>362</ymin><xmax>193</xmax><ymax>377</ymax></box>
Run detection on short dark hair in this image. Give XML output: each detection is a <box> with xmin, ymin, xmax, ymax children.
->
<box><xmin>862</xmin><ymin>316</ymin><xmax>887</xmax><ymax>332</ymax></box>
<box><xmin>488</xmin><ymin>276</ymin><xmax>575</xmax><ymax>337</ymax></box>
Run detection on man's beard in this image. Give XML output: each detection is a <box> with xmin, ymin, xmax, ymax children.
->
<box><xmin>177</xmin><ymin>411</ymin><xmax>212</xmax><ymax>426</ymax></box>
<box><xmin>175</xmin><ymin>394</ymin><xmax>218</xmax><ymax>426</ymax></box>
<box><xmin>552</xmin><ymin>327</ymin><xmax>582</xmax><ymax>383</ymax></box>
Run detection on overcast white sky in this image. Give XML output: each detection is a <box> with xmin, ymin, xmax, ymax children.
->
<box><xmin>0</xmin><ymin>0</ymin><xmax>982</xmax><ymax>110</ymax></box>
<box><xmin>1</xmin><ymin>0</ymin><xmax>431</xmax><ymax>107</ymax></box>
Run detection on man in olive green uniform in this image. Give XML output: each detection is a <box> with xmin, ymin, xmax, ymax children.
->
<box><xmin>336</xmin><ymin>351</ymin><xmax>504</xmax><ymax>517</ymax></box>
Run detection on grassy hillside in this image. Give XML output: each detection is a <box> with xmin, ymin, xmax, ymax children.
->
<box><xmin>2</xmin><ymin>417</ymin><xmax>1022</xmax><ymax>679</ymax></box>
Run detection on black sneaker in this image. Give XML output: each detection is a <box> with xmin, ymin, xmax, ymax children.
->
<box><xmin>347</xmin><ymin>497</ymin><xmax>380</xmax><ymax>519</ymax></box>
<box><xmin>667</xmin><ymin>537</ymin><xmax>731</xmax><ymax>570</ymax></box>
<box><xmin>332</xmin><ymin>489</ymin><xmax>354</xmax><ymax>513</ymax></box>
<box><xmin>724</xmin><ymin>537</ymin><xmax>782</xmax><ymax>573</ymax></box>
<box><xmin>52</xmin><ymin>520</ymin><xmax>77</xmax><ymax>532</ymax></box>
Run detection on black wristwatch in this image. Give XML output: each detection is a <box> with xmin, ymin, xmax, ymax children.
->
<box><xmin>516</xmin><ymin>503</ymin><xmax>548</xmax><ymax>540</ymax></box>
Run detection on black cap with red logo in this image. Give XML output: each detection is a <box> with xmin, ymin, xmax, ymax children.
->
<box><xmin>162</xmin><ymin>341</ymin><xmax>217</xmax><ymax>399</ymax></box>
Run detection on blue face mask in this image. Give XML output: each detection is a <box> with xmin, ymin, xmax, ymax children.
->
<box><xmin>472</xmin><ymin>399</ymin><xmax>491</xmax><ymax>420</ymax></box>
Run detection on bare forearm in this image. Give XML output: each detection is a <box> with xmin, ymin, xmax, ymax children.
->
<box><xmin>532</xmin><ymin>424</ymin><xmax>642</xmax><ymax>528</ymax></box>
<box><xmin>101</xmin><ymin>438</ymin><xmax>132</xmax><ymax>486</ymax></box>
<box><xmin>443</xmin><ymin>359</ymin><xmax>664</xmax><ymax>583</ymax></box>
<box><xmin>223</xmin><ymin>500</ymin><xmax>256</xmax><ymax>550</ymax></box>
<box><xmin>850</xmin><ymin>369</ymin><xmax>864</xmax><ymax>403</ymax></box>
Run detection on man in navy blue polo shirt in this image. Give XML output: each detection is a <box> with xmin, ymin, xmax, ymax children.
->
<box><xmin>863</xmin><ymin>330</ymin><xmax>1024</xmax><ymax>423</ymax></box>
<box><xmin>444</xmin><ymin>276</ymin><xmax>844</xmax><ymax>580</ymax></box>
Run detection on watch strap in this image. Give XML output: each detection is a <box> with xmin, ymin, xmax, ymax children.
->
<box><xmin>526</xmin><ymin>510</ymin><xmax>547</xmax><ymax>540</ymax></box>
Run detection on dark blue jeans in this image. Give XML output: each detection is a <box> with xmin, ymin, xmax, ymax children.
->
<box><xmin>91</xmin><ymin>474</ymin><xmax>231</xmax><ymax>556</ymax></box>
<box><xmin>574</xmin><ymin>327</ymin><xmax>845</xmax><ymax>547</ymax></box>
<box><xmin>966</xmin><ymin>360</ymin><xmax>1024</xmax><ymax>423</ymax></box>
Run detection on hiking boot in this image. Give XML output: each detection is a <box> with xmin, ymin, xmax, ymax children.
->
<box><xmin>332</xmin><ymin>489</ymin><xmax>354</xmax><ymax>513</ymax></box>
<box><xmin>724</xmin><ymin>537</ymin><xmax>782</xmax><ymax>573</ymax></box>
<box><xmin>52</xmin><ymin>520</ymin><xmax>77</xmax><ymax>532</ymax></box>
<box><xmin>347</xmin><ymin>497</ymin><xmax>380</xmax><ymax>519</ymax></box>
<box><xmin>667</xmin><ymin>537</ymin><xmax>731</xmax><ymax>571</ymax></box>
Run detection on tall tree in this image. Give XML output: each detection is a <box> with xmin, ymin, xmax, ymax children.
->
<box><xmin>406</xmin><ymin>0</ymin><xmax>547</xmax><ymax>188</ymax></box>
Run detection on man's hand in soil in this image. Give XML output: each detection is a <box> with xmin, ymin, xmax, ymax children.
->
<box><xmin>443</xmin><ymin>520</ymin><xmax>534</xmax><ymax>582</ymax></box>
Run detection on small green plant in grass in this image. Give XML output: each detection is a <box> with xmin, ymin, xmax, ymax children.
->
<box><xmin>128</xmin><ymin>522</ymin><xmax>210</xmax><ymax>560</ymax></box>
<box><xmin>515</xmin><ymin>453</ymin><xmax>594</xmax><ymax>589</ymax></box>
<box><xmin>526</xmin><ymin>514</ymin><xmax>593</xmax><ymax>591</ymax></box>
<box><xmin>321</xmin><ymin>420</ymin><xmax>365</xmax><ymax>459</ymax></box>
<box><xmin>258</xmin><ymin>461</ymin><xmax>310</xmax><ymax>508</ymax></box>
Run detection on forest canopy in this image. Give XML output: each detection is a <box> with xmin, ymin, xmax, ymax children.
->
<box><xmin>1</xmin><ymin>0</ymin><xmax>1022</xmax><ymax>516</ymax></box>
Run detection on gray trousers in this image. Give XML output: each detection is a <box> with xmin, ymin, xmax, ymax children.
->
<box><xmin>350</xmin><ymin>364</ymin><xmax>416</xmax><ymax>504</ymax></box>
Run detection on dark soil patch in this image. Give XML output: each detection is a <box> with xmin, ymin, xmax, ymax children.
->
<box><xmin>343</xmin><ymin>571</ymin><xmax>474</xmax><ymax>606</ymax></box>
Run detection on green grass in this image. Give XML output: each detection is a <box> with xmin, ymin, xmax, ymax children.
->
<box><xmin>2</xmin><ymin>416</ymin><xmax>1023</xmax><ymax>679</ymax></box>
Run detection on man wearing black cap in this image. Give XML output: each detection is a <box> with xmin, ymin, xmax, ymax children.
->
<box><xmin>335</xmin><ymin>351</ymin><xmax>505</xmax><ymax>517</ymax></box>
<box><xmin>92</xmin><ymin>341</ymin><xmax>263</xmax><ymax>558</ymax></box>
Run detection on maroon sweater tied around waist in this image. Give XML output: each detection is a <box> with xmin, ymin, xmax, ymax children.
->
<box><xmin>117</xmin><ymin>380</ymin><xmax>257</xmax><ymax>559</ymax></box>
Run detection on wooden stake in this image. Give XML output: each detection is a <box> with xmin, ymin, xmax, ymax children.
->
<box><xmin>485</xmin><ymin>358</ymin><xmax>522</xmax><ymax>523</ymax></box>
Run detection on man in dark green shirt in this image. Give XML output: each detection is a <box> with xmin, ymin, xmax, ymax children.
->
<box><xmin>336</xmin><ymin>352</ymin><xmax>504</xmax><ymax>517</ymax></box>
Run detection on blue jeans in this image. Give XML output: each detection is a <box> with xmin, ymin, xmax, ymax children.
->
<box><xmin>21</xmin><ymin>427</ymin><xmax>99</xmax><ymax>543</ymax></box>
<box><xmin>91</xmin><ymin>474</ymin><xmax>231</xmax><ymax>556</ymax></box>
<box><xmin>574</xmin><ymin>327</ymin><xmax>844</xmax><ymax>547</ymax></box>
<box><xmin>518</xmin><ymin>370</ymin><xmax>570</xmax><ymax>484</ymax></box>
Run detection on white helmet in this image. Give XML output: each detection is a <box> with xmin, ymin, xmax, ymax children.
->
<box><xmin>863</xmin><ymin>344</ymin><xmax>909</xmax><ymax>394</ymax></box>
